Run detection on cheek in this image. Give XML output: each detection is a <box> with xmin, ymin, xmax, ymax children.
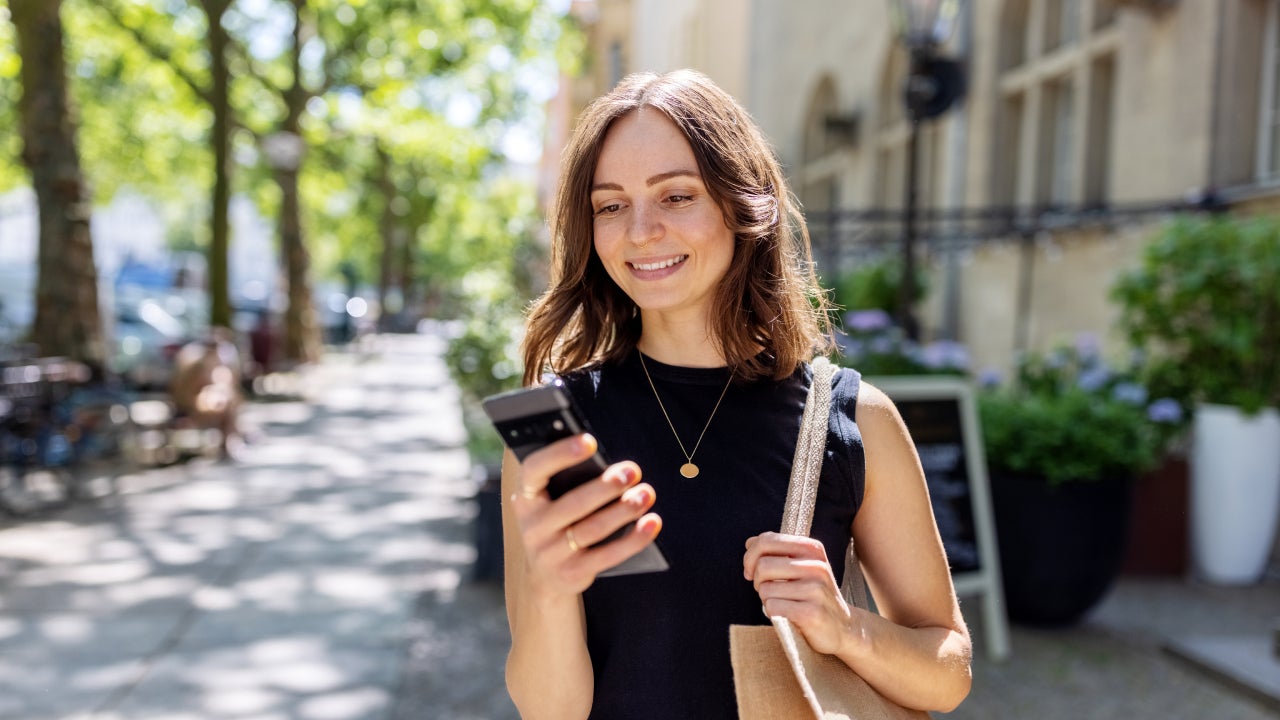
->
<box><xmin>592</xmin><ymin>231</ymin><xmax>626</xmax><ymax>284</ymax></box>
<box><xmin>705</xmin><ymin>224</ymin><xmax>737</xmax><ymax>270</ymax></box>
<box><xmin>592</xmin><ymin>223</ymin><xmax>617</xmax><ymax>259</ymax></box>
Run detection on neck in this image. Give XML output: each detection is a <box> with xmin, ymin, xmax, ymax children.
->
<box><xmin>637</xmin><ymin>309</ymin><xmax>725</xmax><ymax>368</ymax></box>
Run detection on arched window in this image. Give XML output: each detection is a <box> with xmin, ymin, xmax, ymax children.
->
<box><xmin>803</xmin><ymin>76</ymin><xmax>841</xmax><ymax>165</ymax></box>
<box><xmin>798</xmin><ymin>75</ymin><xmax>847</xmax><ymax>273</ymax></box>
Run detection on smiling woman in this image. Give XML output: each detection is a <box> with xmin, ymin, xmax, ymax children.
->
<box><xmin>589</xmin><ymin>110</ymin><xmax>735</xmax><ymax>334</ymax></box>
<box><xmin>500</xmin><ymin>70</ymin><xmax>972</xmax><ymax>720</ymax></box>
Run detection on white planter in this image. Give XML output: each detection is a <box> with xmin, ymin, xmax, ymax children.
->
<box><xmin>1191</xmin><ymin>404</ymin><xmax>1280</xmax><ymax>585</ymax></box>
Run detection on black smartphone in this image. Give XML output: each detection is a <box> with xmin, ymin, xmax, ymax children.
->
<box><xmin>482</xmin><ymin>380</ymin><xmax>669</xmax><ymax>577</ymax></box>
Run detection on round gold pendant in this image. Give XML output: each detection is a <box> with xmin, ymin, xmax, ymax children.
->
<box><xmin>680</xmin><ymin>462</ymin><xmax>700</xmax><ymax>478</ymax></box>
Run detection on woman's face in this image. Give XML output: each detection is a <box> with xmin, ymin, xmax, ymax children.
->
<box><xmin>590</xmin><ymin>109</ymin><xmax>734</xmax><ymax>325</ymax></box>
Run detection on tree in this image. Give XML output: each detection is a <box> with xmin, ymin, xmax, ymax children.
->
<box><xmin>235</xmin><ymin>0</ymin><xmax>569</xmax><ymax>358</ymax></box>
<box><xmin>286</xmin><ymin>0</ymin><xmax>570</xmax><ymax>316</ymax></box>
<box><xmin>7</xmin><ymin>0</ymin><xmax>105</xmax><ymax>366</ymax></box>
<box><xmin>69</xmin><ymin>0</ymin><xmax>573</xmax><ymax>366</ymax></box>
<box><xmin>90</xmin><ymin>0</ymin><xmax>239</xmax><ymax>331</ymax></box>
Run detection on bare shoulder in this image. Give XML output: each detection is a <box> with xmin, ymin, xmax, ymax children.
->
<box><xmin>855</xmin><ymin>380</ymin><xmax>906</xmax><ymax>433</ymax></box>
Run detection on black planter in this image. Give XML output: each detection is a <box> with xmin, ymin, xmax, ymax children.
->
<box><xmin>472</xmin><ymin>462</ymin><xmax>505</xmax><ymax>583</ymax></box>
<box><xmin>990</xmin><ymin>472</ymin><xmax>1134</xmax><ymax>627</ymax></box>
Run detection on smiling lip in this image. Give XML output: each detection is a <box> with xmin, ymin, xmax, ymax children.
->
<box><xmin>627</xmin><ymin>254</ymin><xmax>688</xmax><ymax>278</ymax></box>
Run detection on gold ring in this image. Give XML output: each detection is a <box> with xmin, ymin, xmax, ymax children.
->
<box><xmin>565</xmin><ymin>526</ymin><xmax>582</xmax><ymax>553</ymax></box>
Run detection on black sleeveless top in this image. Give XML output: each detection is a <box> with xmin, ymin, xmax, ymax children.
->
<box><xmin>559</xmin><ymin>351</ymin><xmax>865</xmax><ymax>719</ymax></box>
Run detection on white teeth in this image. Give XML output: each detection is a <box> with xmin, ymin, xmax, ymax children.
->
<box><xmin>632</xmin><ymin>256</ymin><xmax>686</xmax><ymax>271</ymax></box>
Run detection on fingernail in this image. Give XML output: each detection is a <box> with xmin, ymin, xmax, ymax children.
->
<box><xmin>620</xmin><ymin>465</ymin><xmax>638</xmax><ymax>484</ymax></box>
<box><xmin>639</xmin><ymin>514</ymin><xmax>662</xmax><ymax>536</ymax></box>
<box><xmin>622</xmin><ymin>485</ymin><xmax>652</xmax><ymax>507</ymax></box>
<box><xmin>579</xmin><ymin>434</ymin><xmax>596</xmax><ymax>453</ymax></box>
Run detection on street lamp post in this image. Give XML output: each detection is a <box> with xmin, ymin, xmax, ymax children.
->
<box><xmin>888</xmin><ymin>0</ymin><xmax>964</xmax><ymax>340</ymax></box>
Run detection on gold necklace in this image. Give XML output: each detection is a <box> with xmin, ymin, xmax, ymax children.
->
<box><xmin>638</xmin><ymin>351</ymin><xmax>733</xmax><ymax>479</ymax></box>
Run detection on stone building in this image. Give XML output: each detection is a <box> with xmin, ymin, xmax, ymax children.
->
<box><xmin>553</xmin><ymin>0</ymin><xmax>1280</xmax><ymax>374</ymax></box>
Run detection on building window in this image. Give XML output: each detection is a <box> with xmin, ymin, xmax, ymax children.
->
<box><xmin>1041</xmin><ymin>77</ymin><xmax>1076</xmax><ymax>205</ymax></box>
<box><xmin>1000</xmin><ymin>0</ymin><xmax>1031</xmax><ymax>72</ymax></box>
<box><xmin>994</xmin><ymin>0</ymin><xmax>1118</xmax><ymax>207</ymax></box>
<box><xmin>1092</xmin><ymin>0</ymin><xmax>1117</xmax><ymax>30</ymax></box>
<box><xmin>1258</xmin><ymin>0</ymin><xmax>1280</xmax><ymax>181</ymax></box>
<box><xmin>1043</xmin><ymin>0</ymin><xmax>1082</xmax><ymax>54</ymax></box>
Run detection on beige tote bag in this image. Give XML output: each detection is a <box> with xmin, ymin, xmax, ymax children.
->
<box><xmin>729</xmin><ymin>357</ymin><xmax>930</xmax><ymax>720</ymax></box>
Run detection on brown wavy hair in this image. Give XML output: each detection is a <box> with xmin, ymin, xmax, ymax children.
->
<box><xmin>522</xmin><ymin>69</ymin><xmax>833</xmax><ymax>385</ymax></box>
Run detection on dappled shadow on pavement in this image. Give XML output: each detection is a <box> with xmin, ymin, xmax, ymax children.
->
<box><xmin>0</xmin><ymin>333</ymin><xmax>494</xmax><ymax>720</ymax></box>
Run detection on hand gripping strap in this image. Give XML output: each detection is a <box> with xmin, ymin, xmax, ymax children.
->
<box><xmin>779</xmin><ymin>357</ymin><xmax>869</xmax><ymax>612</ymax></box>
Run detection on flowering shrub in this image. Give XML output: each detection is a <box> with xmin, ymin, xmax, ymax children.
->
<box><xmin>835</xmin><ymin>309</ymin><xmax>969</xmax><ymax>376</ymax></box>
<box><xmin>1112</xmin><ymin>216</ymin><xmax>1280</xmax><ymax>415</ymax></box>
<box><xmin>978</xmin><ymin>335</ymin><xmax>1187</xmax><ymax>486</ymax></box>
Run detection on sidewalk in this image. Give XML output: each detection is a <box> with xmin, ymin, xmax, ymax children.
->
<box><xmin>0</xmin><ymin>332</ymin><xmax>493</xmax><ymax>719</ymax></box>
<box><xmin>0</xmin><ymin>331</ymin><xmax>1276</xmax><ymax>719</ymax></box>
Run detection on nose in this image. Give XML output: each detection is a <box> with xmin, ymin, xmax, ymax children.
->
<box><xmin>627</xmin><ymin>202</ymin><xmax>662</xmax><ymax>247</ymax></box>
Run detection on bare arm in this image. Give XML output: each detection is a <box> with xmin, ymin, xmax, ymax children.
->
<box><xmin>744</xmin><ymin>381</ymin><xmax>971</xmax><ymax>712</ymax></box>
<box><xmin>501</xmin><ymin>435</ymin><xmax>662</xmax><ymax>719</ymax></box>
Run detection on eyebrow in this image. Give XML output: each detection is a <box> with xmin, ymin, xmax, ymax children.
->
<box><xmin>591</xmin><ymin>169</ymin><xmax>701</xmax><ymax>192</ymax></box>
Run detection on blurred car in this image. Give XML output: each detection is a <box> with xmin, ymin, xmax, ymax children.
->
<box><xmin>108</xmin><ymin>296</ymin><xmax>194</xmax><ymax>390</ymax></box>
<box><xmin>314</xmin><ymin>285</ymin><xmax>376</xmax><ymax>345</ymax></box>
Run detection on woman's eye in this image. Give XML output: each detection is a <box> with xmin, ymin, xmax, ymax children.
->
<box><xmin>667</xmin><ymin>194</ymin><xmax>692</xmax><ymax>204</ymax></box>
<box><xmin>595</xmin><ymin>203</ymin><xmax>622</xmax><ymax>216</ymax></box>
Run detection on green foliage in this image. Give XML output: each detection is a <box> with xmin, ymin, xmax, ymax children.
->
<box><xmin>437</xmin><ymin>174</ymin><xmax>543</xmax><ymax>462</ymax></box>
<box><xmin>979</xmin><ymin>341</ymin><xmax>1186</xmax><ymax>486</ymax></box>
<box><xmin>828</xmin><ymin>256</ymin><xmax>928</xmax><ymax>315</ymax></box>
<box><xmin>2</xmin><ymin>0</ymin><xmax>567</xmax><ymax>375</ymax></box>
<box><xmin>262</xmin><ymin>0</ymin><xmax>569</xmax><ymax>291</ymax></box>
<box><xmin>445</xmin><ymin>299</ymin><xmax>525</xmax><ymax>463</ymax></box>
<box><xmin>0</xmin><ymin>2</ymin><xmax>23</xmax><ymax>192</ymax></box>
<box><xmin>1111</xmin><ymin>216</ymin><xmax>1280</xmax><ymax>415</ymax></box>
<box><xmin>67</xmin><ymin>0</ymin><xmax>214</xmax><ymax>204</ymax></box>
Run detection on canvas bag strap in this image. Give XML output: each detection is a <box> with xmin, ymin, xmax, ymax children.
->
<box><xmin>780</xmin><ymin>356</ymin><xmax>870</xmax><ymax>611</ymax></box>
<box><xmin>780</xmin><ymin>357</ymin><xmax>834</xmax><ymax>537</ymax></box>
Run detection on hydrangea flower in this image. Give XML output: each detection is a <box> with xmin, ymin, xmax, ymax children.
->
<box><xmin>922</xmin><ymin>340</ymin><xmax>970</xmax><ymax>371</ymax></box>
<box><xmin>1111</xmin><ymin>382</ymin><xmax>1148</xmax><ymax>406</ymax></box>
<box><xmin>1076</xmin><ymin>366</ymin><xmax>1111</xmax><ymax>392</ymax></box>
<box><xmin>979</xmin><ymin>338</ymin><xmax>1188</xmax><ymax>485</ymax></box>
<box><xmin>844</xmin><ymin>309</ymin><xmax>893</xmax><ymax>333</ymax></box>
<box><xmin>1074</xmin><ymin>332</ymin><xmax>1101</xmax><ymax>360</ymax></box>
<box><xmin>1146</xmin><ymin>398</ymin><xmax>1184</xmax><ymax>424</ymax></box>
<box><xmin>978</xmin><ymin>368</ymin><xmax>1002</xmax><ymax>389</ymax></box>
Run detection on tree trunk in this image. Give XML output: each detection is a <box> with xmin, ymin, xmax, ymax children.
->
<box><xmin>278</xmin><ymin>0</ymin><xmax>320</xmax><ymax>363</ymax></box>
<box><xmin>204</xmin><ymin>0</ymin><xmax>232</xmax><ymax>329</ymax></box>
<box><xmin>376</xmin><ymin>144</ymin><xmax>396</xmax><ymax>333</ymax></box>
<box><xmin>397</xmin><ymin>225</ymin><xmax>414</xmax><ymax>319</ymax></box>
<box><xmin>277</xmin><ymin>163</ymin><xmax>318</xmax><ymax>362</ymax></box>
<box><xmin>12</xmin><ymin>0</ymin><xmax>105</xmax><ymax>368</ymax></box>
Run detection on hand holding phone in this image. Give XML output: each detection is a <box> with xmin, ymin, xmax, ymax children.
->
<box><xmin>482</xmin><ymin>381</ymin><xmax>669</xmax><ymax>577</ymax></box>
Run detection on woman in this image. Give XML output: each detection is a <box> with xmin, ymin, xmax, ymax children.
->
<box><xmin>502</xmin><ymin>69</ymin><xmax>971</xmax><ymax>719</ymax></box>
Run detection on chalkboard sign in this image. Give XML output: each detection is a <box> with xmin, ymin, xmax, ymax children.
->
<box><xmin>896</xmin><ymin>397</ymin><xmax>981</xmax><ymax>573</ymax></box>
<box><xmin>869</xmin><ymin>376</ymin><xmax>1010</xmax><ymax>661</ymax></box>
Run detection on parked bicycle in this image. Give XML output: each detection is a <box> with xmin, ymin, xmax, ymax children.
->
<box><xmin>0</xmin><ymin>353</ymin><xmax>144</xmax><ymax>517</ymax></box>
<box><xmin>0</xmin><ymin>357</ymin><xmax>81</xmax><ymax>516</ymax></box>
